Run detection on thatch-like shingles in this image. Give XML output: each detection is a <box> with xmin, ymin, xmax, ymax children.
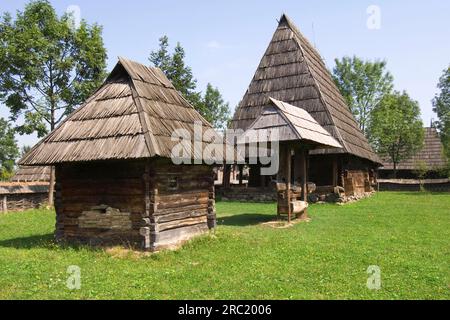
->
<box><xmin>11</xmin><ymin>166</ymin><xmax>50</xmax><ymax>182</ymax></box>
<box><xmin>20</xmin><ymin>58</ymin><xmax>233</xmax><ymax>166</ymax></box>
<box><xmin>231</xmin><ymin>14</ymin><xmax>381</xmax><ymax>164</ymax></box>
<box><xmin>381</xmin><ymin>127</ymin><xmax>448</xmax><ymax>170</ymax></box>
<box><xmin>239</xmin><ymin>97</ymin><xmax>342</xmax><ymax>149</ymax></box>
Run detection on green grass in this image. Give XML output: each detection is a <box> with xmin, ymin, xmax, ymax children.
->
<box><xmin>0</xmin><ymin>192</ymin><xmax>448</xmax><ymax>299</ymax></box>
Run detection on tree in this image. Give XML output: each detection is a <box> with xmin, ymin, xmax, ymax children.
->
<box><xmin>149</xmin><ymin>36</ymin><xmax>230</xmax><ymax>129</ymax></box>
<box><xmin>0</xmin><ymin>0</ymin><xmax>107</xmax><ymax>204</ymax></box>
<box><xmin>199</xmin><ymin>83</ymin><xmax>230</xmax><ymax>130</ymax></box>
<box><xmin>149</xmin><ymin>36</ymin><xmax>201</xmax><ymax>107</ymax></box>
<box><xmin>0</xmin><ymin>118</ymin><xmax>19</xmax><ymax>181</ymax></box>
<box><xmin>369</xmin><ymin>91</ymin><xmax>424</xmax><ymax>178</ymax></box>
<box><xmin>413</xmin><ymin>160</ymin><xmax>428</xmax><ymax>191</ymax></box>
<box><xmin>432</xmin><ymin>65</ymin><xmax>450</xmax><ymax>159</ymax></box>
<box><xmin>332</xmin><ymin>56</ymin><xmax>394</xmax><ymax>137</ymax></box>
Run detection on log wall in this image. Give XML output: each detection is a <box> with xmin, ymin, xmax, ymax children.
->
<box><xmin>55</xmin><ymin>159</ymin><xmax>216</xmax><ymax>250</ymax></box>
<box><xmin>56</xmin><ymin>161</ymin><xmax>146</xmax><ymax>245</ymax></box>
<box><xmin>0</xmin><ymin>192</ymin><xmax>48</xmax><ymax>212</ymax></box>
<box><xmin>143</xmin><ymin>159</ymin><xmax>215</xmax><ymax>251</ymax></box>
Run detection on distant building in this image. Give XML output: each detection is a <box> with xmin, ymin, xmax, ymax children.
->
<box><xmin>378</xmin><ymin>127</ymin><xmax>449</xmax><ymax>191</ymax></box>
<box><xmin>379</xmin><ymin>127</ymin><xmax>448</xmax><ymax>179</ymax></box>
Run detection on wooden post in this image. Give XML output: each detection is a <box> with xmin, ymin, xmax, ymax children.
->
<box><xmin>301</xmin><ymin>149</ymin><xmax>308</xmax><ymax>218</ymax></box>
<box><xmin>286</xmin><ymin>145</ymin><xmax>292</xmax><ymax>223</ymax></box>
<box><xmin>238</xmin><ymin>165</ymin><xmax>243</xmax><ymax>185</ymax></box>
<box><xmin>2</xmin><ymin>195</ymin><xmax>7</xmax><ymax>213</ymax></box>
<box><xmin>223</xmin><ymin>165</ymin><xmax>231</xmax><ymax>188</ymax></box>
<box><xmin>332</xmin><ymin>156</ymin><xmax>338</xmax><ymax>187</ymax></box>
<box><xmin>141</xmin><ymin>164</ymin><xmax>152</xmax><ymax>251</ymax></box>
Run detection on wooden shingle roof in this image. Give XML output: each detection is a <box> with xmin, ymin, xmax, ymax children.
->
<box><xmin>20</xmin><ymin>57</ymin><xmax>233</xmax><ymax>165</ymax></box>
<box><xmin>11</xmin><ymin>166</ymin><xmax>50</xmax><ymax>182</ymax></box>
<box><xmin>381</xmin><ymin>127</ymin><xmax>448</xmax><ymax>170</ymax></box>
<box><xmin>239</xmin><ymin>97</ymin><xmax>342</xmax><ymax>149</ymax></box>
<box><xmin>231</xmin><ymin>14</ymin><xmax>381</xmax><ymax>164</ymax></box>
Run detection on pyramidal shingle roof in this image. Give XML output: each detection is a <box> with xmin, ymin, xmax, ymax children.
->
<box><xmin>20</xmin><ymin>57</ymin><xmax>232</xmax><ymax>165</ymax></box>
<box><xmin>231</xmin><ymin>14</ymin><xmax>381</xmax><ymax>164</ymax></box>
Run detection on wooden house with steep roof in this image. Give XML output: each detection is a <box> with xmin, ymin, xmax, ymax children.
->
<box><xmin>0</xmin><ymin>166</ymin><xmax>50</xmax><ymax>213</ymax></box>
<box><xmin>230</xmin><ymin>14</ymin><xmax>382</xmax><ymax>196</ymax></box>
<box><xmin>379</xmin><ymin>127</ymin><xmax>448</xmax><ymax>179</ymax></box>
<box><xmin>20</xmin><ymin>57</ymin><xmax>233</xmax><ymax>251</ymax></box>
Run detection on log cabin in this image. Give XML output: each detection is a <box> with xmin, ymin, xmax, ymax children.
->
<box><xmin>19</xmin><ymin>57</ymin><xmax>233</xmax><ymax>251</ymax></box>
<box><xmin>229</xmin><ymin>14</ymin><xmax>382</xmax><ymax>198</ymax></box>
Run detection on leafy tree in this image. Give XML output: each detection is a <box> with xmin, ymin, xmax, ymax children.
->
<box><xmin>0</xmin><ymin>118</ymin><xmax>19</xmax><ymax>181</ymax></box>
<box><xmin>333</xmin><ymin>56</ymin><xmax>394</xmax><ymax>137</ymax></box>
<box><xmin>369</xmin><ymin>91</ymin><xmax>424</xmax><ymax>178</ymax></box>
<box><xmin>149</xmin><ymin>36</ymin><xmax>230</xmax><ymax>129</ymax></box>
<box><xmin>0</xmin><ymin>0</ymin><xmax>107</xmax><ymax>204</ymax></box>
<box><xmin>149</xmin><ymin>36</ymin><xmax>201</xmax><ymax>107</ymax></box>
<box><xmin>199</xmin><ymin>83</ymin><xmax>230</xmax><ymax>130</ymax></box>
<box><xmin>413</xmin><ymin>160</ymin><xmax>428</xmax><ymax>191</ymax></box>
<box><xmin>432</xmin><ymin>65</ymin><xmax>450</xmax><ymax>159</ymax></box>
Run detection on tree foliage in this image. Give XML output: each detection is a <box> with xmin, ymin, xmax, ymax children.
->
<box><xmin>149</xmin><ymin>36</ymin><xmax>201</xmax><ymax>108</ymax></box>
<box><xmin>432</xmin><ymin>65</ymin><xmax>450</xmax><ymax>159</ymax></box>
<box><xmin>198</xmin><ymin>83</ymin><xmax>230</xmax><ymax>130</ymax></box>
<box><xmin>369</xmin><ymin>91</ymin><xmax>424</xmax><ymax>178</ymax></box>
<box><xmin>0</xmin><ymin>118</ymin><xmax>19</xmax><ymax>180</ymax></box>
<box><xmin>332</xmin><ymin>56</ymin><xmax>394</xmax><ymax>137</ymax></box>
<box><xmin>149</xmin><ymin>36</ymin><xmax>230</xmax><ymax>128</ymax></box>
<box><xmin>0</xmin><ymin>0</ymin><xmax>107</xmax><ymax>135</ymax></box>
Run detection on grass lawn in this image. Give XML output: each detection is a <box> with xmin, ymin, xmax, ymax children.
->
<box><xmin>0</xmin><ymin>192</ymin><xmax>448</xmax><ymax>299</ymax></box>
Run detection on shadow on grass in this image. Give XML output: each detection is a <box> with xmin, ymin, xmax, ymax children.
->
<box><xmin>0</xmin><ymin>233</ymin><xmax>55</xmax><ymax>249</ymax></box>
<box><xmin>0</xmin><ymin>234</ymin><xmax>105</xmax><ymax>252</ymax></box>
<box><xmin>217</xmin><ymin>213</ymin><xmax>274</xmax><ymax>227</ymax></box>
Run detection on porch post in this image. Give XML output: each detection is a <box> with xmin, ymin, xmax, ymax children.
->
<box><xmin>223</xmin><ymin>165</ymin><xmax>231</xmax><ymax>188</ymax></box>
<box><xmin>286</xmin><ymin>145</ymin><xmax>292</xmax><ymax>223</ymax></box>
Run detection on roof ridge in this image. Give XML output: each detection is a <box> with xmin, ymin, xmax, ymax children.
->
<box><xmin>283</xmin><ymin>21</ymin><xmax>347</xmax><ymax>151</ymax></box>
<box><xmin>120</xmin><ymin>59</ymin><xmax>161</xmax><ymax>157</ymax></box>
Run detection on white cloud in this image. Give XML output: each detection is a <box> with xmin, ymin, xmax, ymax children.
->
<box><xmin>206</xmin><ymin>40</ymin><xmax>226</xmax><ymax>49</ymax></box>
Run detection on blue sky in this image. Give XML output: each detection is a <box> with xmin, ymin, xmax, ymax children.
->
<box><xmin>1</xmin><ymin>0</ymin><xmax>449</xmax><ymax>148</ymax></box>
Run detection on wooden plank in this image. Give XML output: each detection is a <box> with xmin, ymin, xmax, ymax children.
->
<box><xmin>153</xmin><ymin>203</ymin><xmax>207</xmax><ymax>216</ymax></box>
<box><xmin>152</xmin><ymin>216</ymin><xmax>207</xmax><ymax>232</ymax></box>
<box><xmin>154</xmin><ymin>209</ymin><xmax>208</xmax><ymax>224</ymax></box>
<box><xmin>151</xmin><ymin>223</ymin><xmax>209</xmax><ymax>249</ymax></box>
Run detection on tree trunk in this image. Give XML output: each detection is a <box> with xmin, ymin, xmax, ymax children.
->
<box><xmin>393</xmin><ymin>162</ymin><xmax>397</xmax><ymax>179</ymax></box>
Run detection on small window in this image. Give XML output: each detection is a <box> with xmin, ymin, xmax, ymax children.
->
<box><xmin>168</xmin><ymin>177</ymin><xmax>179</xmax><ymax>191</ymax></box>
